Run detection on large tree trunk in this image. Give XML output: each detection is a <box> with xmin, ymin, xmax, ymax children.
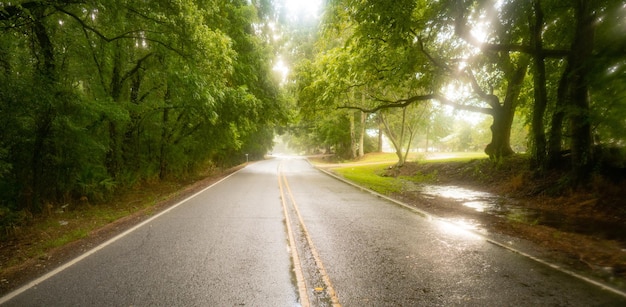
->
<box><xmin>568</xmin><ymin>0</ymin><xmax>595</xmax><ymax>182</ymax></box>
<box><xmin>377</xmin><ymin>116</ymin><xmax>383</xmax><ymax>152</ymax></box>
<box><xmin>485</xmin><ymin>56</ymin><xmax>528</xmax><ymax>160</ymax></box>
<box><xmin>529</xmin><ymin>0</ymin><xmax>549</xmax><ymax>170</ymax></box>
<box><xmin>105</xmin><ymin>43</ymin><xmax>125</xmax><ymax>178</ymax></box>
<box><xmin>485</xmin><ymin>105</ymin><xmax>514</xmax><ymax>160</ymax></box>
<box><xmin>547</xmin><ymin>62</ymin><xmax>571</xmax><ymax>169</ymax></box>
<box><xmin>29</xmin><ymin>9</ymin><xmax>57</xmax><ymax>213</ymax></box>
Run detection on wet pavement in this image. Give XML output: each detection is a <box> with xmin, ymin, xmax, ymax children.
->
<box><xmin>414</xmin><ymin>183</ymin><xmax>626</xmax><ymax>246</ymax></box>
<box><xmin>2</xmin><ymin>157</ymin><xmax>625</xmax><ymax>306</ymax></box>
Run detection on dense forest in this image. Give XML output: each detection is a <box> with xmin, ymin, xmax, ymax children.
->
<box><xmin>1</xmin><ymin>0</ymin><xmax>625</xmax><ymax>233</ymax></box>
<box><xmin>288</xmin><ymin>0</ymin><xmax>626</xmax><ymax>180</ymax></box>
<box><xmin>0</xmin><ymin>1</ymin><xmax>286</xmax><ymax>224</ymax></box>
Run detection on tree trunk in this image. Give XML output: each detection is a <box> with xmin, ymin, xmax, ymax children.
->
<box><xmin>159</xmin><ymin>107</ymin><xmax>169</xmax><ymax>180</ymax></box>
<box><xmin>380</xmin><ymin>113</ymin><xmax>405</xmax><ymax>167</ymax></box>
<box><xmin>106</xmin><ymin>43</ymin><xmax>124</xmax><ymax>178</ymax></box>
<box><xmin>358</xmin><ymin>111</ymin><xmax>365</xmax><ymax>158</ymax></box>
<box><xmin>547</xmin><ymin>62</ymin><xmax>571</xmax><ymax>169</ymax></box>
<box><xmin>159</xmin><ymin>85</ymin><xmax>172</xmax><ymax>180</ymax></box>
<box><xmin>485</xmin><ymin>56</ymin><xmax>528</xmax><ymax>160</ymax></box>
<box><xmin>377</xmin><ymin>116</ymin><xmax>383</xmax><ymax>152</ymax></box>
<box><xmin>349</xmin><ymin>111</ymin><xmax>357</xmax><ymax>159</ymax></box>
<box><xmin>29</xmin><ymin>9</ymin><xmax>57</xmax><ymax>213</ymax></box>
<box><xmin>569</xmin><ymin>0</ymin><xmax>595</xmax><ymax>182</ymax></box>
<box><xmin>529</xmin><ymin>0</ymin><xmax>548</xmax><ymax>170</ymax></box>
<box><xmin>485</xmin><ymin>105</ymin><xmax>514</xmax><ymax>160</ymax></box>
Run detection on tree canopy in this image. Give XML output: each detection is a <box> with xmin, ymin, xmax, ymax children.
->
<box><xmin>2</xmin><ymin>0</ymin><xmax>625</xmax><ymax>228</ymax></box>
<box><xmin>289</xmin><ymin>0</ymin><xmax>626</xmax><ymax>179</ymax></box>
<box><xmin>0</xmin><ymin>0</ymin><xmax>285</xmax><ymax>218</ymax></box>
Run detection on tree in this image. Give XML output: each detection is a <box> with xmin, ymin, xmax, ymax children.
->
<box><xmin>0</xmin><ymin>0</ymin><xmax>285</xmax><ymax>219</ymax></box>
<box><xmin>304</xmin><ymin>0</ymin><xmax>533</xmax><ymax>165</ymax></box>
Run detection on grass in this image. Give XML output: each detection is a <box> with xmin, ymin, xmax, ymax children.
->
<box><xmin>0</xmin><ymin>178</ymin><xmax>198</xmax><ymax>272</ymax></box>
<box><xmin>354</xmin><ymin>151</ymin><xmax>487</xmax><ymax>163</ymax></box>
<box><xmin>354</xmin><ymin>152</ymin><xmax>416</xmax><ymax>163</ymax></box>
<box><xmin>329</xmin><ymin>152</ymin><xmax>489</xmax><ymax>194</ymax></box>
<box><xmin>422</xmin><ymin>152</ymin><xmax>488</xmax><ymax>162</ymax></box>
<box><xmin>400</xmin><ymin>171</ymin><xmax>438</xmax><ymax>184</ymax></box>
<box><xmin>0</xmin><ymin>163</ymin><xmax>253</xmax><ymax>285</ymax></box>
<box><xmin>333</xmin><ymin>163</ymin><xmax>402</xmax><ymax>194</ymax></box>
<box><xmin>42</xmin><ymin>228</ymin><xmax>90</xmax><ymax>250</ymax></box>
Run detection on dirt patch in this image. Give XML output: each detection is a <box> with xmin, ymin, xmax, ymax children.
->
<box><xmin>388</xmin><ymin>156</ymin><xmax>626</xmax><ymax>288</ymax></box>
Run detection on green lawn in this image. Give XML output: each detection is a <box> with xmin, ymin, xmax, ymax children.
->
<box><xmin>347</xmin><ymin>151</ymin><xmax>487</xmax><ymax>164</ymax></box>
<box><xmin>332</xmin><ymin>163</ymin><xmax>401</xmax><ymax>194</ymax></box>
<box><xmin>330</xmin><ymin>152</ymin><xmax>488</xmax><ymax>195</ymax></box>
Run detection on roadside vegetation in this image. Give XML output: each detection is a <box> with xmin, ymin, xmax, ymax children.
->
<box><xmin>0</xmin><ymin>2</ymin><xmax>286</xmax><ymax>246</ymax></box>
<box><xmin>289</xmin><ymin>1</ymin><xmax>626</xmax><ymax>284</ymax></box>
<box><xmin>328</xmin><ymin>152</ymin><xmax>488</xmax><ymax>194</ymax></box>
<box><xmin>1</xmin><ymin>0</ymin><xmax>625</xmax><ymax>295</ymax></box>
<box><xmin>0</xmin><ymin>165</ymin><xmax>240</xmax><ymax>291</ymax></box>
<box><xmin>288</xmin><ymin>0</ymin><xmax>626</xmax><ymax>184</ymax></box>
<box><xmin>316</xmin><ymin>152</ymin><xmax>626</xmax><ymax>287</ymax></box>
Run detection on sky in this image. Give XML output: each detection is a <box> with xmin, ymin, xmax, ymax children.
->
<box><xmin>272</xmin><ymin>0</ymin><xmax>324</xmax><ymax>84</ymax></box>
<box><xmin>282</xmin><ymin>0</ymin><xmax>323</xmax><ymax>22</ymax></box>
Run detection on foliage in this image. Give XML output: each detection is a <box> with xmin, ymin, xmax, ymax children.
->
<box><xmin>291</xmin><ymin>0</ymin><xmax>626</xmax><ymax>184</ymax></box>
<box><xmin>333</xmin><ymin>164</ymin><xmax>403</xmax><ymax>194</ymax></box>
<box><xmin>0</xmin><ymin>1</ymin><xmax>284</xmax><ymax>222</ymax></box>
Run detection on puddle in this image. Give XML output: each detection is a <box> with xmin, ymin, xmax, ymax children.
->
<box><xmin>419</xmin><ymin>185</ymin><xmax>497</xmax><ymax>213</ymax></box>
<box><xmin>414</xmin><ymin>184</ymin><xmax>626</xmax><ymax>246</ymax></box>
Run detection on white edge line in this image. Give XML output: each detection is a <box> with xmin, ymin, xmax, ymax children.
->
<box><xmin>0</xmin><ymin>167</ymin><xmax>244</xmax><ymax>305</ymax></box>
<box><xmin>311</xmin><ymin>161</ymin><xmax>626</xmax><ymax>299</ymax></box>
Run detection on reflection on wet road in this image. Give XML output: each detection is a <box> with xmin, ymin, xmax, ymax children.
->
<box><xmin>2</xmin><ymin>157</ymin><xmax>624</xmax><ymax>306</ymax></box>
<box><xmin>281</xmin><ymin>158</ymin><xmax>626</xmax><ymax>305</ymax></box>
<box><xmin>417</xmin><ymin>184</ymin><xmax>626</xmax><ymax>246</ymax></box>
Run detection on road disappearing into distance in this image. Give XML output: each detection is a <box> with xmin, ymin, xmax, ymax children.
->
<box><xmin>2</xmin><ymin>157</ymin><xmax>625</xmax><ymax>306</ymax></box>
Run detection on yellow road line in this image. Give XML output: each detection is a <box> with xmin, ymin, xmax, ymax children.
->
<box><xmin>280</xmin><ymin>168</ymin><xmax>342</xmax><ymax>307</ymax></box>
<box><xmin>278</xmin><ymin>164</ymin><xmax>310</xmax><ymax>307</ymax></box>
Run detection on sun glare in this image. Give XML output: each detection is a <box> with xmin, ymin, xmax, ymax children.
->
<box><xmin>272</xmin><ymin>58</ymin><xmax>289</xmax><ymax>84</ymax></box>
<box><xmin>283</xmin><ymin>0</ymin><xmax>322</xmax><ymax>21</ymax></box>
<box><xmin>441</xmin><ymin>83</ymin><xmax>489</xmax><ymax>126</ymax></box>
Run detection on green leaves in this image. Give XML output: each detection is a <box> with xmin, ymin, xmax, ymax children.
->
<box><xmin>0</xmin><ymin>0</ymin><xmax>284</xmax><ymax>213</ymax></box>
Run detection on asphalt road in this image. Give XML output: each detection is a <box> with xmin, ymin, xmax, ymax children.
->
<box><xmin>2</xmin><ymin>157</ymin><xmax>625</xmax><ymax>306</ymax></box>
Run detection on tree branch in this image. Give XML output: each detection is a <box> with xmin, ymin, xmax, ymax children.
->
<box><xmin>338</xmin><ymin>94</ymin><xmax>437</xmax><ymax>113</ymax></box>
<box><xmin>417</xmin><ymin>36</ymin><xmax>454</xmax><ymax>73</ymax></box>
<box><xmin>463</xmin><ymin>68</ymin><xmax>501</xmax><ymax>110</ymax></box>
<box><xmin>453</xmin><ymin>7</ymin><xmax>568</xmax><ymax>58</ymax></box>
<box><xmin>120</xmin><ymin>52</ymin><xmax>153</xmax><ymax>85</ymax></box>
<box><xmin>55</xmin><ymin>6</ymin><xmax>186</xmax><ymax>57</ymax></box>
<box><xmin>338</xmin><ymin>92</ymin><xmax>494</xmax><ymax>116</ymax></box>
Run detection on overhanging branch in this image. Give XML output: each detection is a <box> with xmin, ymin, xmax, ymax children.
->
<box><xmin>55</xmin><ymin>6</ymin><xmax>186</xmax><ymax>57</ymax></box>
<box><xmin>453</xmin><ymin>8</ymin><xmax>568</xmax><ymax>58</ymax></box>
<box><xmin>338</xmin><ymin>94</ymin><xmax>437</xmax><ymax>113</ymax></box>
<box><xmin>338</xmin><ymin>93</ymin><xmax>493</xmax><ymax>116</ymax></box>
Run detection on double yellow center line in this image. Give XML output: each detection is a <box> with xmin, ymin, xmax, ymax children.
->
<box><xmin>278</xmin><ymin>163</ymin><xmax>341</xmax><ymax>307</ymax></box>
